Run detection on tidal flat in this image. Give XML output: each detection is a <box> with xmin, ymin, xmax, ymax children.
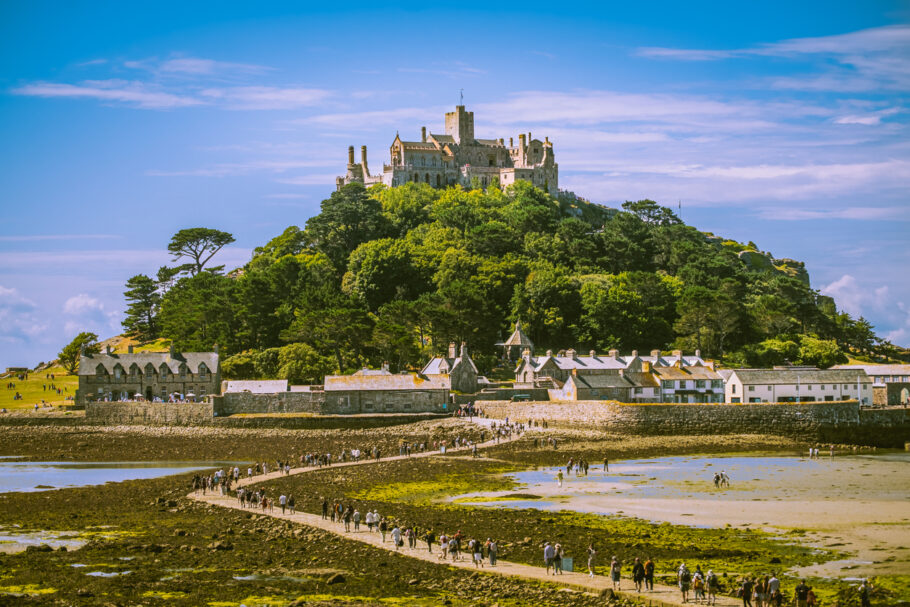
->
<box><xmin>0</xmin><ymin>422</ymin><xmax>905</xmax><ymax>605</ymax></box>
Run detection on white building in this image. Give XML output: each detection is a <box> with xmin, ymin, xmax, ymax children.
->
<box><xmin>724</xmin><ymin>368</ymin><xmax>872</xmax><ymax>404</ymax></box>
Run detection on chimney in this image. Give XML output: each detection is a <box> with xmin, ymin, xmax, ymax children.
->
<box><xmin>528</xmin><ymin>132</ymin><xmax>532</xmax><ymax>141</ymax></box>
<box><xmin>448</xmin><ymin>342</ymin><xmax>457</xmax><ymax>358</ymax></box>
<box><xmin>460</xmin><ymin>342</ymin><xmax>468</xmax><ymax>358</ymax></box>
<box><xmin>650</xmin><ymin>349</ymin><xmax>660</xmax><ymax>358</ymax></box>
<box><xmin>213</xmin><ymin>343</ymin><xmax>219</xmax><ymax>354</ymax></box>
<box><xmin>642</xmin><ymin>361</ymin><xmax>651</xmax><ymax>372</ymax></box>
<box><xmin>361</xmin><ymin>145</ymin><xmax>368</xmax><ymax>164</ymax></box>
<box><xmin>672</xmin><ymin>349</ymin><xmax>683</xmax><ymax>358</ymax></box>
<box><xmin>127</xmin><ymin>345</ymin><xmax>134</xmax><ymax>354</ymax></box>
<box><xmin>381</xmin><ymin>361</ymin><xmax>390</xmax><ymax>372</ymax></box>
<box><xmin>589</xmin><ymin>350</ymin><xmax>597</xmax><ymax>358</ymax></box>
<box><xmin>546</xmin><ymin>349</ymin><xmax>553</xmax><ymax>358</ymax></box>
<box><xmin>608</xmin><ymin>349</ymin><xmax>619</xmax><ymax>359</ymax></box>
<box><xmin>168</xmin><ymin>343</ymin><xmax>176</xmax><ymax>358</ymax></box>
<box><xmin>522</xmin><ymin>348</ymin><xmax>531</xmax><ymax>360</ymax></box>
<box><xmin>519</xmin><ymin>133</ymin><xmax>526</xmax><ymax>147</ymax></box>
<box><xmin>545</xmin><ymin>136</ymin><xmax>549</xmax><ymax>144</ymax></box>
<box><xmin>105</xmin><ymin>345</ymin><xmax>112</xmax><ymax>355</ymax></box>
<box><xmin>631</xmin><ymin>350</ymin><xmax>638</xmax><ymax>358</ymax></box>
<box><xmin>348</xmin><ymin>145</ymin><xmax>355</xmax><ymax>165</ymax></box>
<box><xmin>509</xmin><ymin>137</ymin><xmax>514</xmax><ymax>147</ymax></box>
<box><xmin>566</xmin><ymin>348</ymin><xmax>577</xmax><ymax>359</ymax></box>
<box><xmin>498</xmin><ymin>138</ymin><xmax>504</xmax><ymax>145</ymax></box>
<box><xmin>421</xmin><ymin>126</ymin><xmax>427</xmax><ymax>142</ymax></box>
<box><xmin>695</xmin><ymin>349</ymin><xmax>701</xmax><ymax>359</ymax></box>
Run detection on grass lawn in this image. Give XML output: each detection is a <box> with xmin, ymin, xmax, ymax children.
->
<box><xmin>0</xmin><ymin>363</ymin><xmax>78</xmax><ymax>409</ymax></box>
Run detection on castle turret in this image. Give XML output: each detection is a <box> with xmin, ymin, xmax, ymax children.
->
<box><xmin>445</xmin><ymin>105</ymin><xmax>474</xmax><ymax>144</ymax></box>
<box><xmin>348</xmin><ymin>145</ymin><xmax>355</xmax><ymax>165</ymax></box>
<box><xmin>421</xmin><ymin>126</ymin><xmax>427</xmax><ymax>142</ymax></box>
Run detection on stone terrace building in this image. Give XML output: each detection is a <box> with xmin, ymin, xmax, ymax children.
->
<box><xmin>516</xmin><ymin>348</ymin><xmax>705</xmax><ymax>387</ymax></box>
<box><xmin>77</xmin><ymin>345</ymin><xmax>220</xmax><ymax>404</ymax></box>
<box><xmin>323</xmin><ymin>373</ymin><xmax>449</xmax><ymax>414</ymax></box>
<box><xmin>337</xmin><ymin>105</ymin><xmax>558</xmax><ymax>195</ymax></box>
<box><xmin>832</xmin><ymin>364</ymin><xmax>910</xmax><ymax>406</ymax></box>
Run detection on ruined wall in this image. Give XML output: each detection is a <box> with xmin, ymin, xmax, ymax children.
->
<box><xmin>85</xmin><ymin>402</ymin><xmax>214</xmax><ymax>425</ymax></box>
<box><xmin>478</xmin><ymin>400</ymin><xmax>910</xmax><ymax>447</ymax></box>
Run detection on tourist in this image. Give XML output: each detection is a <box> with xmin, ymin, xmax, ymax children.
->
<box><xmin>321</xmin><ymin>498</ymin><xmax>328</xmax><ymax>520</ymax></box>
<box><xmin>768</xmin><ymin>572</ymin><xmax>780</xmax><ymax>606</ymax></box>
<box><xmin>471</xmin><ymin>538</ymin><xmax>484</xmax><ymax>568</ymax></box>
<box><xmin>279</xmin><ymin>493</ymin><xmax>287</xmax><ymax>514</ymax></box>
<box><xmin>587</xmin><ymin>543</ymin><xmax>597</xmax><ymax>577</ymax></box>
<box><xmin>343</xmin><ymin>506</ymin><xmax>352</xmax><ymax>532</ymax></box>
<box><xmin>544</xmin><ymin>542</ymin><xmax>556</xmax><ymax>574</ymax></box>
<box><xmin>705</xmin><ymin>569</ymin><xmax>718</xmax><ymax>605</ymax></box>
<box><xmin>554</xmin><ymin>543</ymin><xmax>563</xmax><ymax>575</ymax></box>
<box><xmin>610</xmin><ymin>556</ymin><xmax>621</xmax><ymax>590</ymax></box>
<box><xmin>487</xmin><ymin>538</ymin><xmax>497</xmax><ymax>566</ymax></box>
<box><xmin>692</xmin><ymin>570</ymin><xmax>705</xmax><ymax>604</ymax></box>
<box><xmin>794</xmin><ymin>579</ymin><xmax>810</xmax><ymax>607</ymax></box>
<box><xmin>806</xmin><ymin>586</ymin><xmax>817</xmax><ymax>606</ymax></box>
<box><xmin>448</xmin><ymin>536</ymin><xmax>459</xmax><ymax>561</ymax></box>
<box><xmin>379</xmin><ymin>517</ymin><xmax>388</xmax><ymax>543</ymax></box>
<box><xmin>288</xmin><ymin>495</ymin><xmax>295</xmax><ymax>514</ymax></box>
<box><xmin>644</xmin><ymin>557</ymin><xmax>655</xmax><ymax>590</ymax></box>
<box><xmin>556</xmin><ymin>470</ymin><xmax>563</xmax><ymax>488</ymax></box>
<box><xmin>679</xmin><ymin>562</ymin><xmax>692</xmax><ymax>603</ymax></box>
<box><xmin>425</xmin><ymin>529</ymin><xmax>434</xmax><ymax>553</ymax></box>
<box><xmin>740</xmin><ymin>576</ymin><xmax>754</xmax><ymax>607</ymax></box>
<box><xmin>632</xmin><ymin>557</ymin><xmax>645</xmax><ymax>592</ymax></box>
<box><xmin>353</xmin><ymin>508</ymin><xmax>360</xmax><ymax>531</ymax></box>
<box><xmin>391</xmin><ymin>524</ymin><xmax>402</xmax><ymax>550</ymax></box>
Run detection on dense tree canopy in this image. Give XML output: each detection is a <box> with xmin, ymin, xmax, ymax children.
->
<box><xmin>122</xmin><ymin>182</ymin><xmax>896</xmax><ymax>380</ymax></box>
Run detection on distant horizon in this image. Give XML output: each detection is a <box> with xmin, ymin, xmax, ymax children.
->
<box><xmin>1</xmin><ymin>1</ymin><xmax>908</xmax><ymax>368</ymax></box>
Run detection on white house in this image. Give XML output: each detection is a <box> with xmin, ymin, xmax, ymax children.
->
<box><xmin>724</xmin><ymin>368</ymin><xmax>872</xmax><ymax>404</ymax></box>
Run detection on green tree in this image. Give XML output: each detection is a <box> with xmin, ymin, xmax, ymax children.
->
<box><xmin>220</xmin><ymin>352</ymin><xmax>258</xmax><ymax>380</ymax></box>
<box><xmin>305</xmin><ymin>182</ymin><xmax>390</xmax><ymax>272</ymax></box>
<box><xmin>58</xmin><ymin>332</ymin><xmax>100</xmax><ymax>374</ymax></box>
<box><xmin>121</xmin><ymin>274</ymin><xmax>160</xmax><ymax>341</ymax></box>
<box><xmin>797</xmin><ymin>335</ymin><xmax>847</xmax><ymax>368</ymax></box>
<box><xmin>345</xmin><ymin>238</ymin><xmax>428</xmax><ymax>310</ymax></box>
<box><xmin>277</xmin><ymin>343</ymin><xmax>335</xmax><ymax>384</ymax></box>
<box><xmin>283</xmin><ymin>301</ymin><xmax>374</xmax><ymax>372</ymax></box>
<box><xmin>621</xmin><ymin>199</ymin><xmax>681</xmax><ymax>226</ymax></box>
<box><xmin>598</xmin><ymin>212</ymin><xmax>655</xmax><ymax>273</ymax></box>
<box><xmin>167</xmin><ymin>227</ymin><xmax>235</xmax><ymax>275</ymax></box>
<box><xmin>511</xmin><ymin>263</ymin><xmax>581</xmax><ymax>348</ymax></box>
<box><xmin>158</xmin><ymin>272</ymin><xmax>240</xmax><ymax>352</ymax></box>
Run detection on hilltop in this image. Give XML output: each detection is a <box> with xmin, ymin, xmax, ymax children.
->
<box><xmin>99</xmin><ymin>181</ymin><xmax>901</xmax><ymax>381</ymax></box>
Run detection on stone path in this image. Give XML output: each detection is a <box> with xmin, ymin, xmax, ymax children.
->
<box><xmin>190</xmin><ymin>428</ymin><xmax>740</xmax><ymax>607</ymax></box>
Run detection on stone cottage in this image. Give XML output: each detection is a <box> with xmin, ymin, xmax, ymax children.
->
<box><xmin>420</xmin><ymin>342</ymin><xmax>479</xmax><ymax>393</ymax></box>
<box><xmin>323</xmin><ymin>372</ymin><xmax>449</xmax><ymax>413</ymax></box>
<box><xmin>77</xmin><ymin>345</ymin><xmax>220</xmax><ymax>404</ymax></box>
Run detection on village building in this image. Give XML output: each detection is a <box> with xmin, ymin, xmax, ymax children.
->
<box><xmin>420</xmin><ymin>342</ymin><xmax>480</xmax><ymax>393</ymax></box>
<box><xmin>515</xmin><ymin>348</ymin><xmax>706</xmax><ymax>387</ymax></box>
<box><xmin>497</xmin><ymin>320</ymin><xmax>535</xmax><ymax>362</ymax></box>
<box><xmin>831</xmin><ymin>364</ymin><xmax>910</xmax><ymax>405</ymax></box>
<box><xmin>222</xmin><ymin>379</ymin><xmax>289</xmax><ymax>394</ymax></box>
<box><xmin>337</xmin><ymin>105</ymin><xmax>558</xmax><ymax>195</ymax></box>
<box><xmin>724</xmin><ymin>367</ymin><xmax>872</xmax><ymax>404</ymax></box>
<box><xmin>322</xmin><ymin>372</ymin><xmax>449</xmax><ymax>413</ymax></box>
<box><xmin>77</xmin><ymin>345</ymin><xmax>220</xmax><ymax>404</ymax></box>
<box><xmin>652</xmin><ymin>363</ymin><xmax>725</xmax><ymax>403</ymax></box>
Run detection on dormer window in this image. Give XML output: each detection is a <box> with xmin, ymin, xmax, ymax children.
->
<box><xmin>145</xmin><ymin>363</ymin><xmax>155</xmax><ymax>377</ymax></box>
<box><xmin>180</xmin><ymin>364</ymin><xmax>187</xmax><ymax>379</ymax></box>
<box><xmin>96</xmin><ymin>364</ymin><xmax>106</xmax><ymax>379</ymax></box>
<box><xmin>114</xmin><ymin>365</ymin><xmax>123</xmax><ymax>379</ymax></box>
<box><xmin>199</xmin><ymin>363</ymin><xmax>208</xmax><ymax>379</ymax></box>
<box><xmin>159</xmin><ymin>364</ymin><xmax>169</xmax><ymax>379</ymax></box>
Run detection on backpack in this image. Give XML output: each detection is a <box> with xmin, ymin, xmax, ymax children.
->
<box><xmin>681</xmin><ymin>570</ymin><xmax>691</xmax><ymax>583</ymax></box>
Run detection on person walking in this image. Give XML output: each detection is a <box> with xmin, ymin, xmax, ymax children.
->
<box><xmin>644</xmin><ymin>557</ymin><xmax>655</xmax><ymax>591</ymax></box>
<box><xmin>586</xmin><ymin>543</ymin><xmax>597</xmax><ymax>577</ymax></box>
<box><xmin>554</xmin><ymin>543</ymin><xmax>563</xmax><ymax>575</ymax></box>
<box><xmin>353</xmin><ymin>509</ymin><xmax>361</xmax><ymax>531</ymax></box>
<box><xmin>379</xmin><ymin>517</ymin><xmax>388</xmax><ymax>543</ymax></box>
<box><xmin>740</xmin><ymin>576</ymin><xmax>754</xmax><ymax>607</ymax></box>
<box><xmin>487</xmin><ymin>538</ymin><xmax>497</xmax><ymax>566</ymax></box>
<box><xmin>610</xmin><ymin>556</ymin><xmax>622</xmax><ymax>591</ymax></box>
<box><xmin>678</xmin><ymin>563</ymin><xmax>692</xmax><ymax>604</ymax></box>
<box><xmin>858</xmin><ymin>579</ymin><xmax>872</xmax><ymax>607</ymax></box>
<box><xmin>794</xmin><ymin>579</ymin><xmax>810</xmax><ymax>607</ymax></box>
<box><xmin>544</xmin><ymin>542</ymin><xmax>556</xmax><ymax>575</ymax></box>
<box><xmin>632</xmin><ymin>557</ymin><xmax>645</xmax><ymax>592</ymax></box>
<box><xmin>425</xmin><ymin>529</ymin><xmax>435</xmax><ymax>553</ymax></box>
<box><xmin>705</xmin><ymin>570</ymin><xmax>718</xmax><ymax>606</ymax></box>
<box><xmin>279</xmin><ymin>494</ymin><xmax>287</xmax><ymax>514</ymax></box>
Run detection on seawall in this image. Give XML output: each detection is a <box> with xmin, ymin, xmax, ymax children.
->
<box><xmin>478</xmin><ymin>400</ymin><xmax>910</xmax><ymax>447</ymax></box>
<box><xmin>85</xmin><ymin>401</ymin><xmax>214</xmax><ymax>425</ymax></box>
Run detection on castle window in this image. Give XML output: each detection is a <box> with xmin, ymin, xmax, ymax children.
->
<box><xmin>425</xmin><ymin>173</ymin><xmax>430</xmax><ymax>183</ymax></box>
<box><xmin>413</xmin><ymin>173</ymin><xmax>418</xmax><ymax>182</ymax></box>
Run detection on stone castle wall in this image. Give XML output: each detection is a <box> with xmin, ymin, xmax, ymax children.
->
<box><xmin>478</xmin><ymin>400</ymin><xmax>909</xmax><ymax>447</ymax></box>
<box><xmin>85</xmin><ymin>401</ymin><xmax>214</xmax><ymax>425</ymax></box>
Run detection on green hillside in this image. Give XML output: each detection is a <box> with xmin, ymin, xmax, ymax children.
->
<box><xmin>106</xmin><ymin>181</ymin><xmax>897</xmax><ymax>380</ymax></box>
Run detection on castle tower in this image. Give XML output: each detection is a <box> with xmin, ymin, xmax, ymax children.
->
<box><xmin>445</xmin><ymin>105</ymin><xmax>474</xmax><ymax>144</ymax></box>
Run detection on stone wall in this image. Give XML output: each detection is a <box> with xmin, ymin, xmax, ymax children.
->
<box><xmin>478</xmin><ymin>400</ymin><xmax>910</xmax><ymax>447</ymax></box>
<box><xmin>212</xmin><ymin>392</ymin><xmax>324</xmax><ymax>416</ymax></box>
<box><xmin>874</xmin><ymin>383</ymin><xmax>910</xmax><ymax>406</ymax></box>
<box><xmin>453</xmin><ymin>388</ymin><xmax>551</xmax><ymax>405</ymax></box>
<box><xmin>85</xmin><ymin>401</ymin><xmax>214</xmax><ymax>425</ymax></box>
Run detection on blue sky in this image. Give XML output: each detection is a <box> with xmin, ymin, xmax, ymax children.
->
<box><xmin>1</xmin><ymin>1</ymin><xmax>908</xmax><ymax>368</ymax></box>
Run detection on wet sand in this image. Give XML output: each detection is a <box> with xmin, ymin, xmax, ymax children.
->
<box><xmin>462</xmin><ymin>452</ymin><xmax>910</xmax><ymax>578</ymax></box>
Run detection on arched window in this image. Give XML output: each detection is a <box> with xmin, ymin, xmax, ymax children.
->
<box><xmin>113</xmin><ymin>364</ymin><xmax>123</xmax><ymax>380</ymax></box>
<box><xmin>129</xmin><ymin>364</ymin><xmax>139</xmax><ymax>378</ymax></box>
<box><xmin>425</xmin><ymin>173</ymin><xmax>430</xmax><ymax>183</ymax></box>
<box><xmin>159</xmin><ymin>363</ymin><xmax>169</xmax><ymax>380</ymax></box>
<box><xmin>198</xmin><ymin>363</ymin><xmax>208</xmax><ymax>379</ymax></box>
<box><xmin>179</xmin><ymin>364</ymin><xmax>187</xmax><ymax>379</ymax></box>
<box><xmin>413</xmin><ymin>173</ymin><xmax>418</xmax><ymax>182</ymax></box>
<box><xmin>145</xmin><ymin>363</ymin><xmax>156</xmax><ymax>378</ymax></box>
<box><xmin>95</xmin><ymin>364</ymin><xmax>106</xmax><ymax>379</ymax></box>
<box><xmin>436</xmin><ymin>174</ymin><xmax>441</xmax><ymax>187</ymax></box>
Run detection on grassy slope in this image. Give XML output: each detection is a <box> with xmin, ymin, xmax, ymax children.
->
<box><xmin>0</xmin><ymin>364</ymin><xmax>77</xmax><ymax>410</ymax></box>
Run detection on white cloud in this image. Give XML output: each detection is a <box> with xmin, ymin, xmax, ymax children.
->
<box><xmin>199</xmin><ymin>86</ymin><xmax>332</xmax><ymax>110</ymax></box>
<box><xmin>12</xmin><ymin>80</ymin><xmax>204</xmax><ymax>109</ymax></box>
<box><xmin>0</xmin><ymin>286</ymin><xmax>47</xmax><ymax>344</ymax></box>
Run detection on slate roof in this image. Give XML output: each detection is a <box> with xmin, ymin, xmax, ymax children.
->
<box><xmin>353</xmin><ymin>368</ymin><xmax>392</xmax><ymax>376</ymax></box>
<box><xmin>521</xmin><ymin>352</ymin><xmax>706</xmax><ymax>373</ymax></box>
<box><xmin>623</xmin><ymin>371</ymin><xmax>660</xmax><ymax>388</ymax></box>
<box><xmin>420</xmin><ymin>355</ymin><xmax>479</xmax><ymax>376</ymax></box>
<box><xmin>400</xmin><ymin>141</ymin><xmax>439</xmax><ymax>151</ymax></box>
<box><xmin>222</xmin><ymin>380</ymin><xmax>288</xmax><ymax>394</ymax></box>
<box><xmin>571</xmin><ymin>374</ymin><xmax>636</xmax><ymax>389</ymax></box>
<box><xmin>831</xmin><ymin>364</ymin><xmax>910</xmax><ymax>377</ymax></box>
<box><xmin>429</xmin><ymin>134</ymin><xmax>455</xmax><ymax>144</ymax></box>
<box><xmin>324</xmin><ymin>373</ymin><xmax>449</xmax><ymax>391</ymax></box>
<box><xmin>475</xmin><ymin>138</ymin><xmax>503</xmax><ymax>147</ymax></box>
<box><xmin>652</xmin><ymin>365</ymin><xmax>723</xmax><ymax>381</ymax></box>
<box><xmin>79</xmin><ymin>351</ymin><xmax>219</xmax><ymax>376</ymax></box>
<box><xmin>499</xmin><ymin>320</ymin><xmax>534</xmax><ymax>348</ymax></box>
<box><xmin>731</xmin><ymin>368</ymin><xmax>871</xmax><ymax>385</ymax></box>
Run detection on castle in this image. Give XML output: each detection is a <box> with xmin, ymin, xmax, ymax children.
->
<box><xmin>336</xmin><ymin>105</ymin><xmax>559</xmax><ymax>195</ymax></box>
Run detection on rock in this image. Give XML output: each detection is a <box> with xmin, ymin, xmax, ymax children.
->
<box><xmin>166</xmin><ymin>499</ymin><xmax>178</xmax><ymax>508</ymax></box>
<box><xmin>769</xmin><ymin>557</ymin><xmax>781</xmax><ymax>564</ymax></box>
<box><xmin>408</xmin><ymin>578</ymin><xmax>419</xmax><ymax>585</ymax></box>
<box><xmin>77</xmin><ymin>589</ymin><xmax>93</xmax><ymax>597</ymax></box>
<box><xmin>25</xmin><ymin>544</ymin><xmax>53</xmax><ymax>552</ymax></box>
<box><xmin>326</xmin><ymin>573</ymin><xmax>345</xmax><ymax>585</ymax></box>
<box><xmin>57</xmin><ymin>545</ymin><xmax>67</xmax><ymax>552</ymax></box>
<box><xmin>599</xmin><ymin>588</ymin><xmax>615</xmax><ymax>600</ymax></box>
<box><xmin>209</xmin><ymin>541</ymin><xmax>234</xmax><ymax>551</ymax></box>
<box><xmin>173</xmin><ymin>529</ymin><xmax>187</xmax><ymax>536</ymax></box>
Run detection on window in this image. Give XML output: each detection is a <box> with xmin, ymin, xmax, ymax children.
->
<box><xmin>200</xmin><ymin>387</ymin><xmax>207</xmax><ymax>396</ymax></box>
<box><xmin>712</xmin><ymin>380</ymin><xmax>723</xmax><ymax>389</ymax></box>
<box><xmin>748</xmin><ymin>386</ymin><xmax>755</xmax><ymax>392</ymax></box>
<box><xmin>696</xmin><ymin>380</ymin><xmax>706</xmax><ymax>388</ymax></box>
<box><xmin>634</xmin><ymin>387</ymin><xmax>642</xmax><ymax>394</ymax></box>
<box><xmin>661</xmin><ymin>381</ymin><xmax>673</xmax><ymax>389</ymax></box>
<box><xmin>114</xmin><ymin>366</ymin><xmax>122</xmax><ymax>379</ymax></box>
<box><xmin>198</xmin><ymin>364</ymin><xmax>208</xmax><ymax>379</ymax></box>
<box><xmin>767</xmin><ymin>386</ymin><xmax>771</xmax><ymax>391</ymax></box>
<box><xmin>364</xmin><ymin>401</ymin><xmax>373</xmax><ymax>410</ymax></box>
<box><xmin>820</xmin><ymin>384</ymin><xmax>825</xmax><ymax>390</ymax></box>
<box><xmin>732</xmin><ymin>384</ymin><xmax>737</xmax><ymax>394</ymax></box>
<box><xmin>145</xmin><ymin>363</ymin><xmax>156</xmax><ymax>377</ymax></box>
<box><xmin>180</xmin><ymin>365</ymin><xmax>187</xmax><ymax>379</ymax></box>
<box><xmin>160</xmin><ymin>364</ymin><xmax>168</xmax><ymax>379</ymax></box>
<box><xmin>96</xmin><ymin>364</ymin><xmax>105</xmax><ymax>379</ymax></box>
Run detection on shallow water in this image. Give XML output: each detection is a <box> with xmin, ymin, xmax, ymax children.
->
<box><xmin>0</xmin><ymin>460</ymin><xmax>240</xmax><ymax>493</ymax></box>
